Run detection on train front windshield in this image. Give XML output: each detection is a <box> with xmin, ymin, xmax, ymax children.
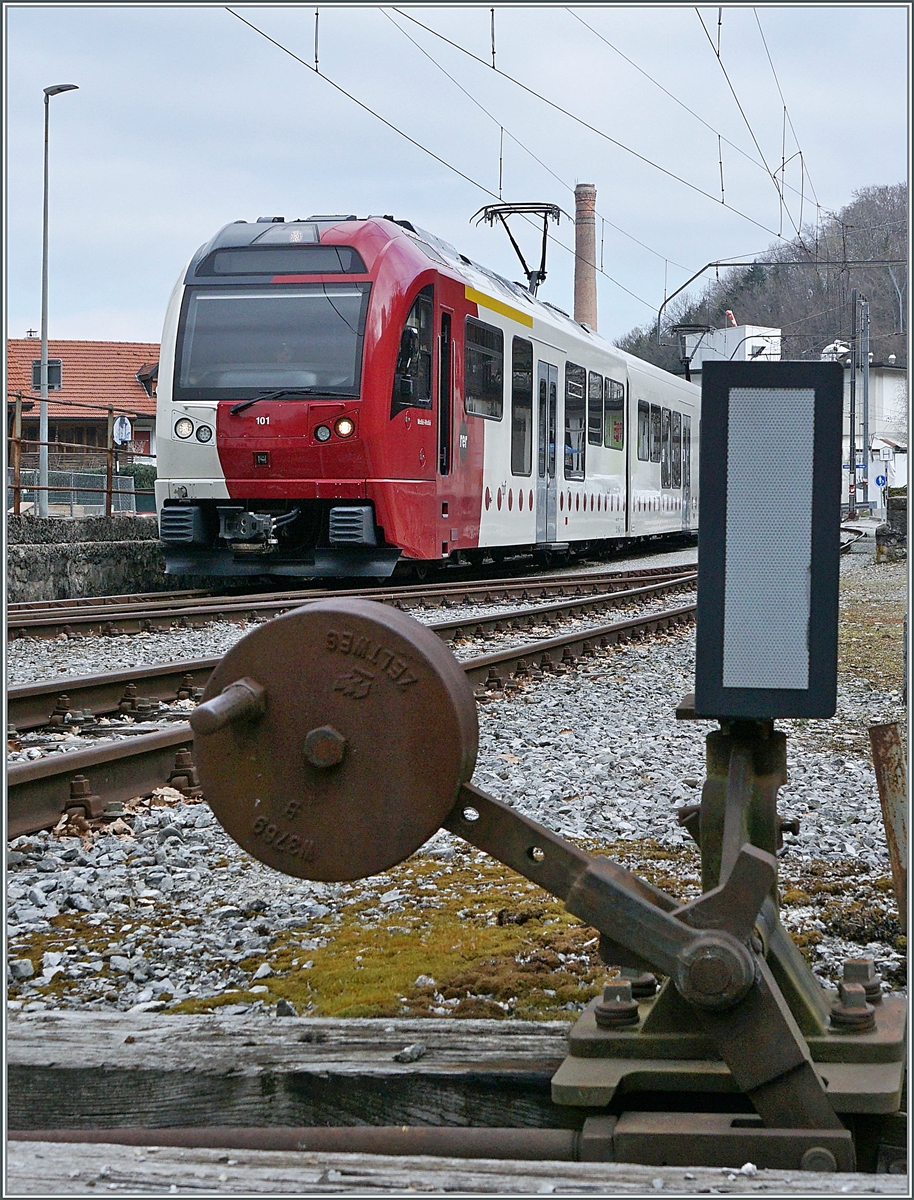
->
<box><xmin>174</xmin><ymin>283</ymin><xmax>370</xmax><ymax>399</ymax></box>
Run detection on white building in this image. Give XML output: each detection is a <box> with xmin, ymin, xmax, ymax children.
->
<box><xmin>682</xmin><ymin>323</ymin><xmax>907</xmax><ymax>513</ymax></box>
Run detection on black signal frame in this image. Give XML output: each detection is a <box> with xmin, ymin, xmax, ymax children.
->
<box><xmin>694</xmin><ymin>360</ymin><xmax>844</xmax><ymax>719</ymax></box>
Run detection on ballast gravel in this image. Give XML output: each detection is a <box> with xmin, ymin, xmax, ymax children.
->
<box><xmin>7</xmin><ymin>551</ymin><xmax>906</xmax><ymax>1015</ymax></box>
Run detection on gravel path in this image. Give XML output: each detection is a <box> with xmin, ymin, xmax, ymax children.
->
<box><xmin>7</xmin><ymin>551</ymin><xmax>906</xmax><ymax>1018</ymax></box>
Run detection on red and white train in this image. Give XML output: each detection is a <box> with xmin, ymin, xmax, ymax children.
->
<box><xmin>156</xmin><ymin>214</ymin><xmax>699</xmax><ymax>578</ymax></box>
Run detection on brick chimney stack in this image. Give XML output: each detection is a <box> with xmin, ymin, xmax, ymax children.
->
<box><xmin>574</xmin><ymin>183</ymin><xmax>598</xmax><ymax>331</ymax></box>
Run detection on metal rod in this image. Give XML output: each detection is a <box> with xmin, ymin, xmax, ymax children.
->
<box><xmin>869</xmin><ymin>722</ymin><xmax>907</xmax><ymax>933</ymax></box>
<box><xmin>12</xmin><ymin>391</ymin><xmax>23</xmax><ymax>515</ymax></box>
<box><xmin>848</xmin><ymin>288</ymin><xmax>857</xmax><ymax>516</ymax></box>
<box><xmin>860</xmin><ymin>297</ymin><xmax>870</xmax><ymax>508</ymax></box>
<box><xmin>38</xmin><ymin>93</ymin><xmax>51</xmax><ymax>518</ymax></box>
<box><xmin>105</xmin><ymin>406</ymin><xmax>114</xmax><ymax>517</ymax></box>
<box><xmin>8</xmin><ymin>1126</ymin><xmax>580</xmax><ymax>1160</ymax></box>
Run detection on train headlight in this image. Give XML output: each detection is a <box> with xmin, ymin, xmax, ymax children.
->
<box><xmin>195</xmin><ymin>424</ymin><xmax>213</xmax><ymax>443</ymax></box>
<box><xmin>334</xmin><ymin>417</ymin><xmax>355</xmax><ymax>438</ymax></box>
<box><xmin>174</xmin><ymin>418</ymin><xmax>194</xmax><ymax>439</ymax></box>
<box><xmin>314</xmin><ymin>424</ymin><xmax>332</xmax><ymax>443</ymax></box>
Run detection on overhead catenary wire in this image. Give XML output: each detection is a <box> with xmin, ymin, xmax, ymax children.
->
<box><xmin>225</xmin><ymin>6</ymin><xmax>658</xmax><ymax>312</ymax></box>
<box><xmin>391</xmin><ymin>7</ymin><xmax>788</xmax><ymax>243</ymax></box>
<box><xmin>752</xmin><ymin>7</ymin><xmax>823</xmax><ymax>217</ymax></box>
<box><xmin>381</xmin><ymin>7</ymin><xmax>687</xmax><ymax>272</ymax></box>
<box><xmin>566</xmin><ymin>7</ymin><xmax>813</xmax><ymax>214</ymax></box>
<box><xmin>694</xmin><ymin>7</ymin><xmax>801</xmax><ymax>239</ymax></box>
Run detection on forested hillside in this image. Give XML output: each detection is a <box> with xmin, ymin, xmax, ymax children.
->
<box><xmin>616</xmin><ymin>183</ymin><xmax>907</xmax><ymax>372</ymax></box>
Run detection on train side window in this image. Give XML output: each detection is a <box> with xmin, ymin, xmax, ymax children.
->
<box><xmin>511</xmin><ymin>337</ymin><xmax>533</xmax><ymax>475</ymax></box>
<box><xmin>637</xmin><ymin>401</ymin><xmax>650</xmax><ymax>460</ymax></box>
<box><xmin>683</xmin><ymin>415</ymin><xmax>691</xmax><ymax>487</ymax></box>
<box><xmin>464</xmin><ymin>318</ymin><xmax>504</xmax><ymax>419</ymax></box>
<box><xmin>650</xmin><ymin>404</ymin><xmax>661</xmax><ymax>463</ymax></box>
<box><xmin>391</xmin><ymin>285</ymin><xmax>433</xmax><ymax>417</ymax></box>
<box><xmin>604</xmin><ymin>379</ymin><xmax>624</xmax><ymax>450</ymax></box>
<box><xmin>672</xmin><ymin>410</ymin><xmax>682</xmax><ymax>488</ymax></box>
<box><xmin>661</xmin><ymin>407</ymin><xmax>672</xmax><ymax>487</ymax></box>
<box><xmin>563</xmin><ymin>362</ymin><xmax>586</xmax><ymax>480</ymax></box>
<box><xmin>587</xmin><ymin>372</ymin><xmax>603</xmax><ymax>445</ymax></box>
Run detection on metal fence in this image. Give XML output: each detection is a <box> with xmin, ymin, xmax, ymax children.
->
<box><xmin>7</xmin><ymin>469</ymin><xmax>135</xmax><ymax>516</ymax></box>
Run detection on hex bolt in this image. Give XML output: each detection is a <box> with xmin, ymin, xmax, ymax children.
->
<box><xmin>168</xmin><ymin>748</ymin><xmax>202</xmax><ymax>798</ymax></box>
<box><xmin>843</xmin><ymin>957</ymin><xmax>883</xmax><ymax>1004</ymax></box>
<box><xmin>119</xmin><ymin>683</ymin><xmax>138</xmax><ymax>713</ymax></box>
<box><xmin>190</xmin><ymin>677</ymin><xmax>266</xmax><ymax>737</ymax></box>
<box><xmin>800</xmin><ymin>1147</ymin><xmax>838</xmax><ymax>1173</ymax></box>
<box><xmin>68</xmin><ymin>774</ymin><xmax>105</xmax><ymax>819</ymax></box>
<box><xmin>176</xmin><ymin>673</ymin><xmax>196</xmax><ymax>699</ymax></box>
<box><xmin>594</xmin><ymin>979</ymin><xmax>640</xmax><ymax>1029</ymax></box>
<box><xmin>49</xmin><ymin>695</ymin><xmax>71</xmax><ymax>725</ymax></box>
<box><xmin>829</xmin><ymin>981</ymin><xmax>877</xmax><ymax>1032</ymax></box>
<box><xmin>304</xmin><ymin>725</ymin><xmax>347</xmax><ymax>769</ymax></box>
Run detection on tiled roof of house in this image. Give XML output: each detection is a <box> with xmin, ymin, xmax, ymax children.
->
<box><xmin>6</xmin><ymin>340</ymin><xmax>160</xmax><ymax>419</ymax></box>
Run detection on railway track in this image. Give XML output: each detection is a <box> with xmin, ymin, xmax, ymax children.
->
<box><xmin>8</xmin><ymin>574</ymin><xmax>696</xmax><ymax>732</ymax></box>
<box><xmin>7</xmin><ymin>563</ymin><xmax>694</xmax><ymax>640</ymax></box>
<box><xmin>7</xmin><ymin>599</ymin><xmax>696</xmax><ymax>838</ymax></box>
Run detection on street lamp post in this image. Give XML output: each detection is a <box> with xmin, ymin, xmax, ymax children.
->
<box><xmin>38</xmin><ymin>82</ymin><xmax>78</xmax><ymax>518</ymax></box>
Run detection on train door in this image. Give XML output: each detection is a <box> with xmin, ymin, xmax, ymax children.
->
<box><xmin>438</xmin><ymin>310</ymin><xmax>452</xmax><ymax>475</ymax></box>
<box><xmin>681</xmin><ymin>414</ymin><xmax>691</xmax><ymax>531</ymax></box>
<box><xmin>536</xmin><ymin>362</ymin><xmax>558</xmax><ymax>542</ymax></box>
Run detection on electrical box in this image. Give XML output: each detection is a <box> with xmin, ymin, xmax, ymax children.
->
<box><xmin>694</xmin><ymin>361</ymin><xmax>843</xmax><ymax>718</ymax></box>
<box><xmin>31</xmin><ymin>359</ymin><xmax>62</xmax><ymax>391</ymax></box>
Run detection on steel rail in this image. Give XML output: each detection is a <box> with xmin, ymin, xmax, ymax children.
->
<box><xmin>9</xmin><ymin>578</ymin><xmax>696</xmax><ymax>731</ymax></box>
<box><xmin>7</xmin><ymin>601</ymin><xmax>696</xmax><ymax>837</ymax></box>
<box><xmin>8</xmin><ymin>564</ymin><xmax>694</xmax><ymax>640</ymax></box>
<box><xmin>7</xmin><ymin>1125</ymin><xmax>581</xmax><ymax>1159</ymax></box>
<box><xmin>8</xmin><ymin>725</ymin><xmax>194</xmax><ymax>839</ymax></box>
<box><xmin>6</xmin><ymin>588</ymin><xmax>210</xmax><ymax>613</ymax></box>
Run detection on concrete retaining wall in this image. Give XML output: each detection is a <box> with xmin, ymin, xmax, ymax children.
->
<box><xmin>6</xmin><ymin>516</ymin><xmax>209</xmax><ymax>602</ymax></box>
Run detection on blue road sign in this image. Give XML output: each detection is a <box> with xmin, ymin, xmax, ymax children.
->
<box><xmin>875</xmin><ymin>475</ymin><xmax>887</xmax><ymax>487</ymax></box>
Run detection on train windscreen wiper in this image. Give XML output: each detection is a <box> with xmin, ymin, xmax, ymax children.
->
<box><xmin>229</xmin><ymin>388</ymin><xmax>355</xmax><ymax>416</ymax></box>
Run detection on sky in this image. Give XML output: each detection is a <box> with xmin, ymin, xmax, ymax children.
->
<box><xmin>4</xmin><ymin>3</ymin><xmax>910</xmax><ymax>348</ymax></box>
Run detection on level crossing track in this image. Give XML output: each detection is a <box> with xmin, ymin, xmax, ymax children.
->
<box><xmin>8</xmin><ymin>599</ymin><xmax>696</xmax><ymax>838</ymax></box>
<box><xmin>7</xmin><ymin>563</ymin><xmax>693</xmax><ymax>640</ymax></box>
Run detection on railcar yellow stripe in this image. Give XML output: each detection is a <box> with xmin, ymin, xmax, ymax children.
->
<box><xmin>465</xmin><ymin>286</ymin><xmax>534</xmax><ymax>328</ymax></box>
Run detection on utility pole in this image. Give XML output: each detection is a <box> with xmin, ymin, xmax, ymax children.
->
<box><xmin>847</xmin><ymin>288</ymin><xmax>857</xmax><ymax>517</ymax></box>
<box><xmin>860</xmin><ymin>295</ymin><xmax>870</xmax><ymax>509</ymax></box>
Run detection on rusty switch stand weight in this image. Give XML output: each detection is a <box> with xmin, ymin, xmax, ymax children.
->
<box><xmin>192</xmin><ymin>601</ymin><xmax>906</xmax><ymax>1174</ymax></box>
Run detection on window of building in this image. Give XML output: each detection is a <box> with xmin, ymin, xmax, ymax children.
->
<box><xmin>391</xmin><ymin>286</ymin><xmax>433</xmax><ymax>417</ymax></box>
<box><xmin>564</xmin><ymin>362</ymin><xmax>586</xmax><ymax>479</ymax></box>
<box><xmin>637</xmin><ymin>401</ymin><xmax>650</xmax><ymax>461</ymax></box>
<box><xmin>587</xmin><ymin>371</ymin><xmax>603</xmax><ymax>445</ymax></box>
<box><xmin>672</xmin><ymin>410</ymin><xmax>682</xmax><ymax>488</ymax></box>
<box><xmin>604</xmin><ymin>379</ymin><xmax>625</xmax><ymax>450</ymax></box>
<box><xmin>465</xmin><ymin>318</ymin><xmax>504</xmax><ymax>419</ymax></box>
<box><xmin>650</xmin><ymin>404</ymin><xmax>661</xmax><ymax>463</ymax></box>
<box><xmin>511</xmin><ymin>337</ymin><xmax>533</xmax><ymax>475</ymax></box>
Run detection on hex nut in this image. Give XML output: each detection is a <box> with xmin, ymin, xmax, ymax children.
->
<box><xmin>304</xmin><ymin>725</ymin><xmax>347</xmax><ymax>768</ymax></box>
<box><xmin>675</xmin><ymin>933</ymin><xmax>756</xmax><ymax>1011</ymax></box>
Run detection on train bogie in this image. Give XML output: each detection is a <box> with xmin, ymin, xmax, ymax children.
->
<box><xmin>156</xmin><ymin>215</ymin><xmax>699</xmax><ymax>578</ymax></box>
